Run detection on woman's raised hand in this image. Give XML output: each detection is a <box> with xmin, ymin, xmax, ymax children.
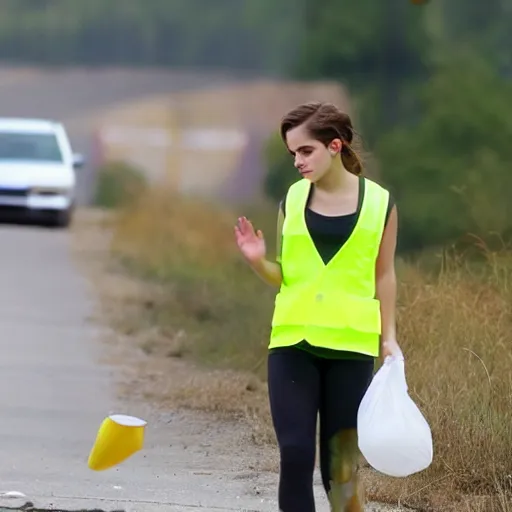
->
<box><xmin>234</xmin><ymin>216</ymin><xmax>266</xmax><ymax>264</ymax></box>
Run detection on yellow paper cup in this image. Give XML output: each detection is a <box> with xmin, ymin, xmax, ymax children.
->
<box><xmin>88</xmin><ymin>414</ymin><xmax>147</xmax><ymax>471</ymax></box>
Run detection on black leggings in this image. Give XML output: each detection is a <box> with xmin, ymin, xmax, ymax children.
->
<box><xmin>268</xmin><ymin>347</ymin><xmax>375</xmax><ymax>512</ymax></box>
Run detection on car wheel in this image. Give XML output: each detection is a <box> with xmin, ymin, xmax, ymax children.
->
<box><xmin>49</xmin><ymin>207</ymin><xmax>73</xmax><ymax>229</ymax></box>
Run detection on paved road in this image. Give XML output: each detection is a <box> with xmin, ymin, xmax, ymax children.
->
<box><xmin>0</xmin><ymin>224</ymin><xmax>115</xmax><ymax>508</ymax></box>
<box><xmin>0</xmin><ymin>223</ymin><xmax>286</xmax><ymax>511</ymax></box>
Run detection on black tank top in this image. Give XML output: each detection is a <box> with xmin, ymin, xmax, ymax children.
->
<box><xmin>274</xmin><ymin>176</ymin><xmax>394</xmax><ymax>360</ymax></box>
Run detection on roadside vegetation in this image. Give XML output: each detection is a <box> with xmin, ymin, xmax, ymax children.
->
<box><xmin>100</xmin><ymin>176</ymin><xmax>512</xmax><ymax>511</ymax></box>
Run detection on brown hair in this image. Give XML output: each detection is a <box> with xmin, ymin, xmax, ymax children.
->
<box><xmin>280</xmin><ymin>101</ymin><xmax>363</xmax><ymax>176</ymax></box>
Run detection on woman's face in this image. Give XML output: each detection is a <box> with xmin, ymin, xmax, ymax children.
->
<box><xmin>285</xmin><ymin>124</ymin><xmax>340</xmax><ymax>183</ymax></box>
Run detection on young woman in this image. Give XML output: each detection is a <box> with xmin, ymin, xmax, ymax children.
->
<box><xmin>234</xmin><ymin>102</ymin><xmax>400</xmax><ymax>512</ymax></box>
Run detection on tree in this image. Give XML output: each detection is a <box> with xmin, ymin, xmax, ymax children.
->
<box><xmin>292</xmin><ymin>0</ymin><xmax>431</xmax><ymax>146</ymax></box>
<box><xmin>376</xmin><ymin>54</ymin><xmax>512</xmax><ymax>252</ymax></box>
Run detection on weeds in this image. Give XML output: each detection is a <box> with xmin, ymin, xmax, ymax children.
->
<box><xmin>93</xmin><ymin>160</ymin><xmax>148</xmax><ymax>209</ymax></box>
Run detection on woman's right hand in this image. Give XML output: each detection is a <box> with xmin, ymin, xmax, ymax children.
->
<box><xmin>234</xmin><ymin>216</ymin><xmax>266</xmax><ymax>265</ymax></box>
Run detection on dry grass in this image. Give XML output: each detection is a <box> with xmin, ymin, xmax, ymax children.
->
<box><xmin>109</xmin><ymin>187</ymin><xmax>277</xmax><ymax>375</ymax></box>
<box><xmin>105</xmin><ymin>186</ymin><xmax>512</xmax><ymax>512</ymax></box>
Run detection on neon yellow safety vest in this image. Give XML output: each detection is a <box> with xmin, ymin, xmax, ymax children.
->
<box><xmin>269</xmin><ymin>177</ymin><xmax>389</xmax><ymax>356</ymax></box>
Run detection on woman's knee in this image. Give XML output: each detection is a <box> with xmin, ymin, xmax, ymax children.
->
<box><xmin>280</xmin><ymin>441</ymin><xmax>316</xmax><ymax>475</ymax></box>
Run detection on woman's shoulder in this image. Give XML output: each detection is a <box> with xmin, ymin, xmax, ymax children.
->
<box><xmin>279</xmin><ymin>179</ymin><xmax>313</xmax><ymax>217</ymax></box>
<box><xmin>363</xmin><ymin>175</ymin><xmax>389</xmax><ymax>192</ymax></box>
<box><xmin>363</xmin><ymin>176</ymin><xmax>394</xmax><ymax>203</ymax></box>
<box><xmin>361</xmin><ymin>176</ymin><xmax>395</xmax><ymax>222</ymax></box>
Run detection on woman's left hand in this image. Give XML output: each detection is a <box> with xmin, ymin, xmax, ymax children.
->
<box><xmin>381</xmin><ymin>339</ymin><xmax>403</xmax><ymax>360</ymax></box>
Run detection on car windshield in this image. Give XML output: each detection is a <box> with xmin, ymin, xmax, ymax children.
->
<box><xmin>0</xmin><ymin>131</ymin><xmax>63</xmax><ymax>163</ymax></box>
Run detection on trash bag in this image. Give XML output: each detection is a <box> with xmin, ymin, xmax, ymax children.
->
<box><xmin>357</xmin><ymin>354</ymin><xmax>433</xmax><ymax>478</ymax></box>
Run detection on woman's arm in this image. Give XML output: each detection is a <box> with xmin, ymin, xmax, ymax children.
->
<box><xmin>375</xmin><ymin>204</ymin><xmax>400</xmax><ymax>357</ymax></box>
<box><xmin>250</xmin><ymin>258</ymin><xmax>282</xmax><ymax>287</ymax></box>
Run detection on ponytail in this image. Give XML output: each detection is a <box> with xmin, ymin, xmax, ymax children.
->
<box><xmin>341</xmin><ymin>142</ymin><xmax>363</xmax><ymax>176</ymax></box>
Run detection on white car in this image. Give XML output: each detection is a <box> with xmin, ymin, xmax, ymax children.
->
<box><xmin>0</xmin><ymin>117</ymin><xmax>84</xmax><ymax>228</ymax></box>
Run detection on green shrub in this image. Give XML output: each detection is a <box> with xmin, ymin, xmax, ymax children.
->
<box><xmin>93</xmin><ymin>160</ymin><xmax>148</xmax><ymax>209</ymax></box>
<box><xmin>376</xmin><ymin>54</ymin><xmax>512</xmax><ymax>253</ymax></box>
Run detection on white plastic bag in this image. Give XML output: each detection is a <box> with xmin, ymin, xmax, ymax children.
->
<box><xmin>357</xmin><ymin>354</ymin><xmax>433</xmax><ymax>478</ymax></box>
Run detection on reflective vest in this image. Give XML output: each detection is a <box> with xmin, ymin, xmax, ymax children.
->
<box><xmin>269</xmin><ymin>177</ymin><xmax>389</xmax><ymax>356</ymax></box>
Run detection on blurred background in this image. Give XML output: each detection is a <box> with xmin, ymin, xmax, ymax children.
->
<box><xmin>2</xmin><ymin>0</ymin><xmax>510</xmax><ymax>254</ymax></box>
<box><xmin>2</xmin><ymin>3</ymin><xmax>512</xmax><ymax>509</ymax></box>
